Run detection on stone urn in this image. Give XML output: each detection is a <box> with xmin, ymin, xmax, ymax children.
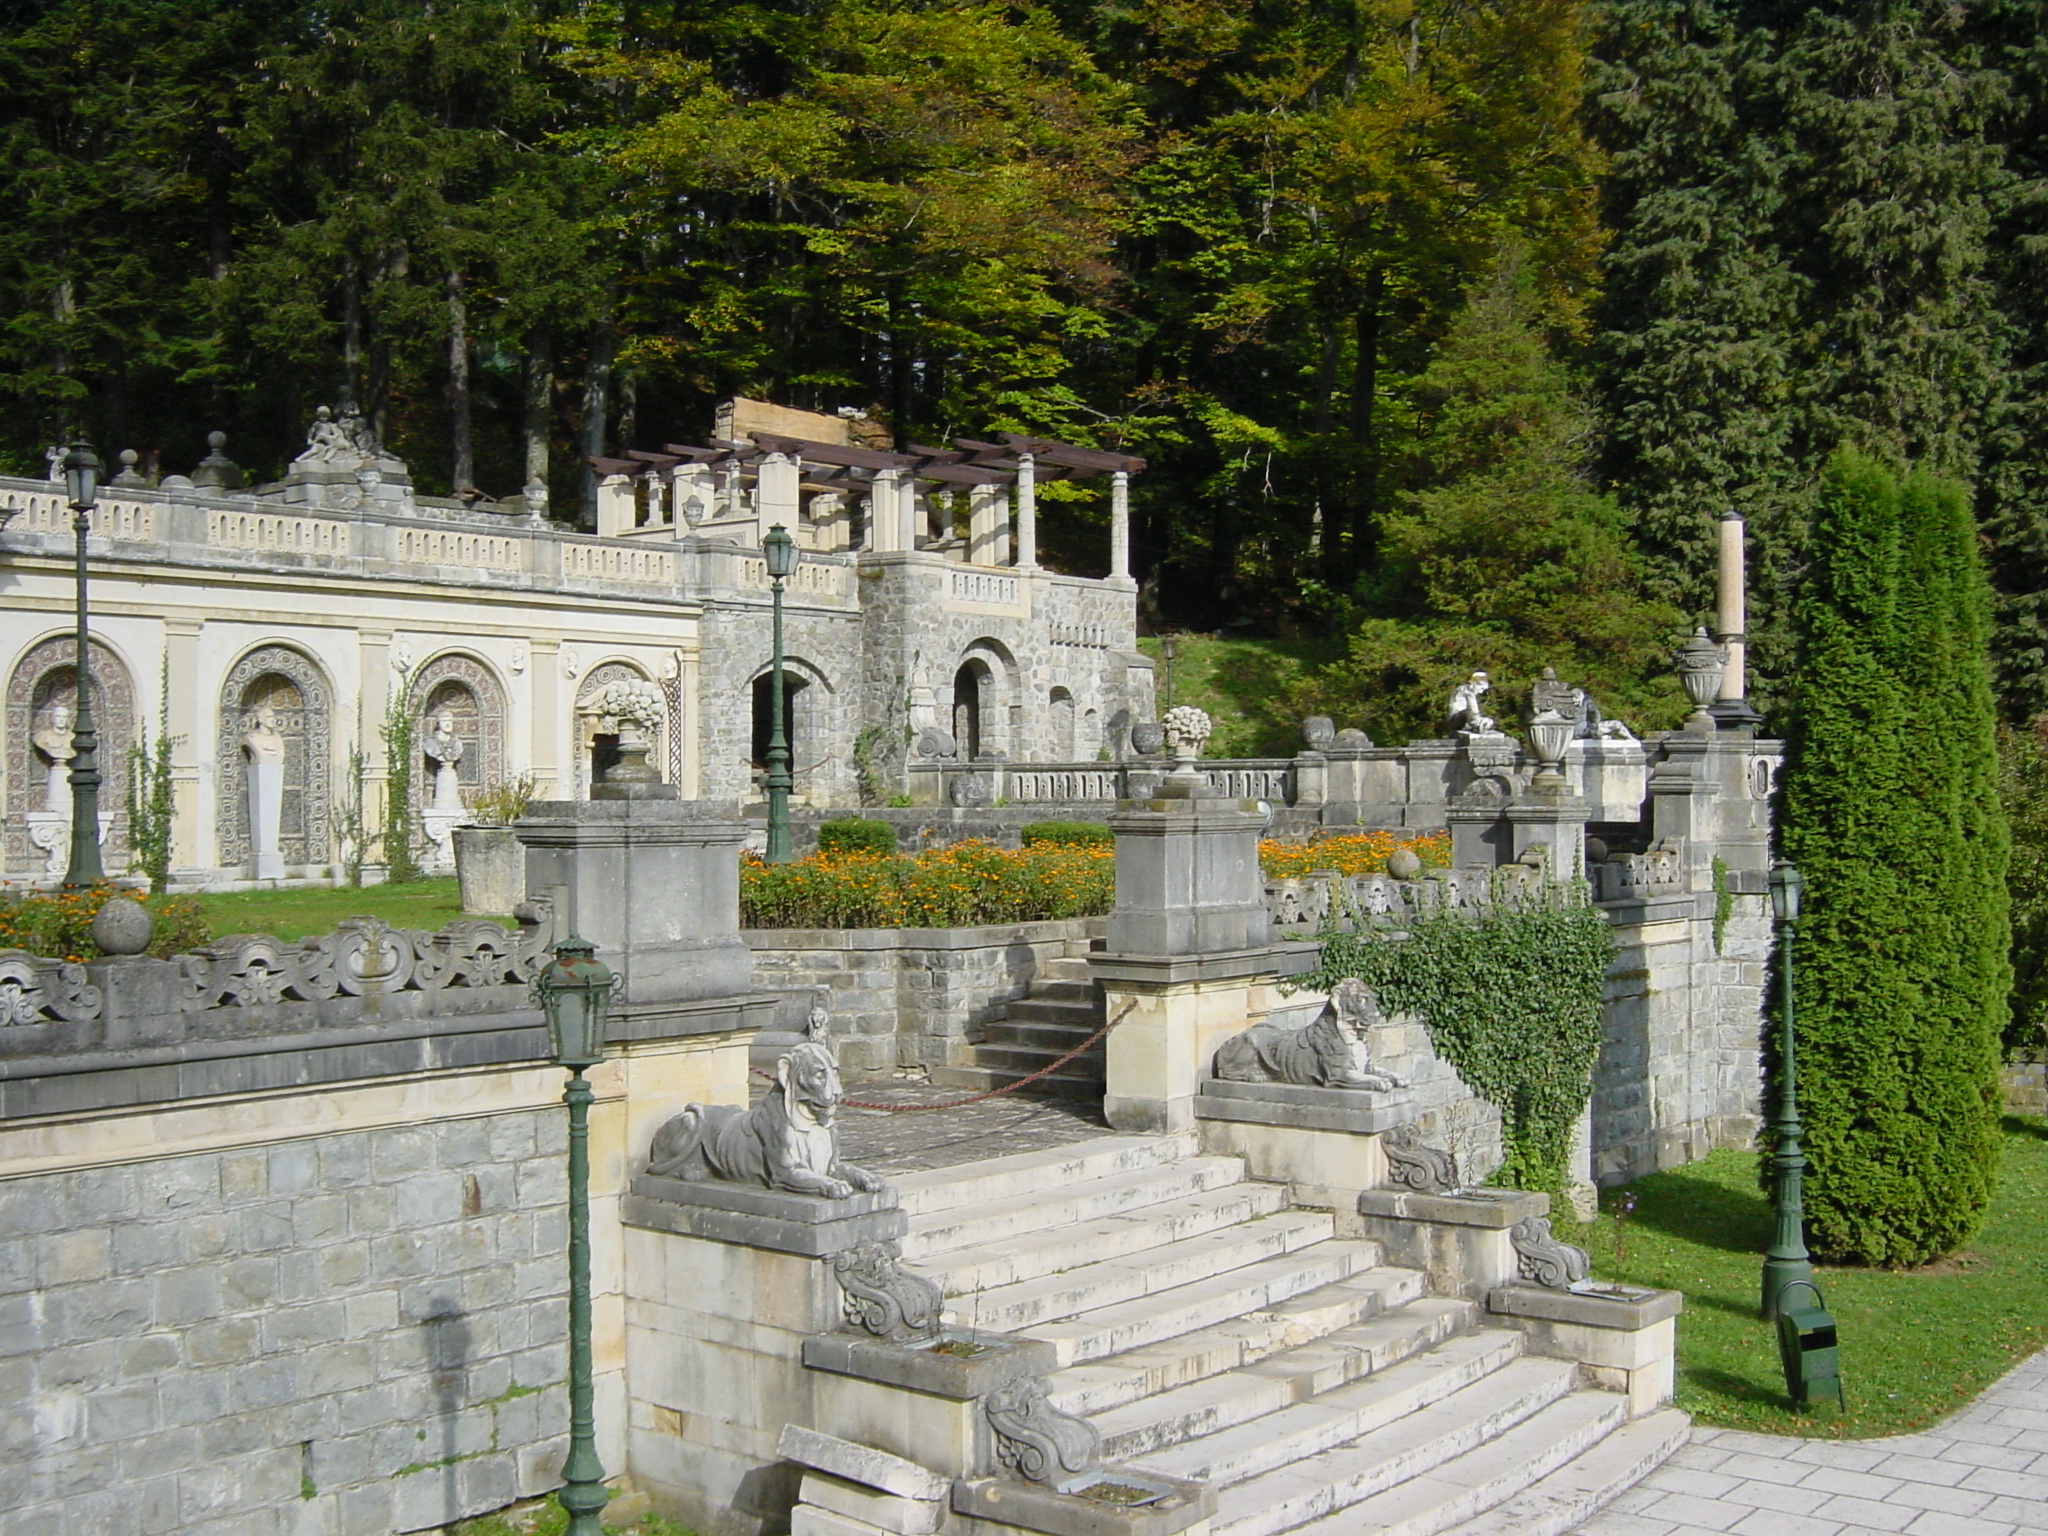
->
<box><xmin>453</xmin><ymin>825</ymin><xmax>524</xmax><ymax>915</ymax></box>
<box><xmin>1527</xmin><ymin>709</ymin><xmax>1574</xmax><ymax>792</ymax></box>
<box><xmin>1129</xmin><ymin>721</ymin><xmax>1166</xmax><ymax>758</ymax></box>
<box><xmin>1675</xmin><ymin>627</ymin><xmax>1727</xmax><ymax>731</ymax></box>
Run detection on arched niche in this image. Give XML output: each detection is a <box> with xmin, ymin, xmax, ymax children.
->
<box><xmin>5</xmin><ymin>635</ymin><xmax>135</xmax><ymax>876</ymax></box>
<box><xmin>217</xmin><ymin>645</ymin><xmax>332</xmax><ymax>872</ymax></box>
<box><xmin>574</xmin><ymin>661</ymin><xmax>664</xmax><ymax>796</ymax></box>
<box><xmin>1050</xmin><ymin>687</ymin><xmax>1077</xmax><ymax>761</ymax></box>
<box><xmin>411</xmin><ymin>653</ymin><xmax>507</xmax><ymax>812</ymax></box>
<box><xmin>951</xmin><ymin>639</ymin><xmax>1019</xmax><ymax>760</ymax></box>
<box><xmin>747</xmin><ymin>658</ymin><xmax>831</xmax><ymax>788</ymax></box>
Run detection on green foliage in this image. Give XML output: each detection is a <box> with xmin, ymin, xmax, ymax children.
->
<box><xmin>381</xmin><ymin>676</ymin><xmax>423</xmax><ymax>886</ymax></box>
<box><xmin>1711</xmin><ymin>856</ymin><xmax>1731</xmax><ymax>956</ymax></box>
<box><xmin>1019</xmin><ymin>821</ymin><xmax>1112</xmax><ymax>848</ymax></box>
<box><xmin>1135</xmin><ymin>635</ymin><xmax>1342</xmax><ymax>757</ymax></box>
<box><xmin>1999</xmin><ymin>722</ymin><xmax>2048</xmax><ymax>1057</ymax></box>
<box><xmin>741</xmin><ymin>841</ymin><xmax>1113</xmax><ymax>929</ymax></box>
<box><xmin>852</xmin><ymin>727</ymin><xmax>894</xmax><ymax>809</ymax></box>
<box><xmin>0</xmin><ymin>885</ymin><xmax>210</xmax><ymax>960</ymax></box>
<box><xmin>1778</xmin><ymin>450</ymin><xmax>2010</xmax><ymax>1266</ymax></box>
<box><xmin>185</xmin><ymin>878</ymin><xmax>489</xmax><ymax>943</ymax></box>
<box><xmin>815</xmin><ymin>817</ymin><xmax>898</xmax><ymax>856</ymax></box>
<box><xmin>123</xmin><ymin>657</ymin><xmax>178</xmax><ymax>896</ymax></box>
<box><xmin>1292</xmin><ymin>257</ymin><xmax>1686</xmax><ymax>744</ymax></box>
<box><xmin>1303</xmin><ymin>896</ymin><xmax>1614</xmax><ymax>1196</ymax></box>
<box><xmin>336</xmin><ymin>744</ymin><xmax>371</xmax><ymax>890</ymax></box>
<box><xmin>463</xmin><ymin>773</ymin><xmax>540</xmax><ymax>827</ymax></box>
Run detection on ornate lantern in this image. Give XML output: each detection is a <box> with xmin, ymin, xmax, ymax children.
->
<box><xmin>62</xmin><ymin>441</ymin><xmax>101</xmax><ymax>511</ymax></box>
<box><xmin>531</xmin><ymin>934</ymin><xmax>621</xmax><ymax>1069</ymax></box>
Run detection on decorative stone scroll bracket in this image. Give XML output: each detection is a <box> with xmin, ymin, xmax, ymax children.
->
<box><xmin>1510</xmin><ymin>1214</ymin><xmax>1592</xmax><ymax>1289</ymax></box>
<box><xmin>985</xmin><ymin>1376</ymin><xmax>1102</xmax><ymax>1494</ymax></box>
<box><xmin>831</xmin><ymin>1239</ymin><xmax>944</xmax><ymax>1345</ymax></box>
<box><xmin>0</xmin><ymin>950</ymin><xmax>104</xmax><ymax>1025</ymax></box>
<box><xmin>1382</xmin><ymin>1122</ymin><xmax>1460</xmax><ymax>1194</ymax></box>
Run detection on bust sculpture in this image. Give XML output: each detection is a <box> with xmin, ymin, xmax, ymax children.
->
<box><xmin>1447</xmin><ymin>672</ymin><xmax>1497</xmax><ymax>735</ymax></box>
<box><xmin>1213</xmin><ymin>978</ymin><xmax>1405</xmax><ymax>1090</ymax></box>
<box><xmin>241</xmin><ymin>706</ymin><xmax>286</xmax><ymax>765</ymax></box>
<box><xmin>32</xmin><ymin>703</ymin><xmax>72</xmax><ymax>811</ymax></box>
<box><xmin>424</xmin><ymin>711</ymin><xmax>465</xmax><ymax>811</ymax></box>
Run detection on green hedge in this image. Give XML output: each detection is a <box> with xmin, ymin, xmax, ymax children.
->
<box><xmin>1020</xmin><ymin>820</ymin><xmax>1113</xmax><ymax>847</ymax></box>
<box><xmin>816</xmin><ymin>817</ymin><xmax>898</xmax><ymax>855</ymax></box>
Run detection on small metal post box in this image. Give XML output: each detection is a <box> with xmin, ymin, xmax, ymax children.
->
<box><xmin>1775</xmin><ymin>1280</ymin><xmax>1844</xmax><ymax>1410</ymax></box>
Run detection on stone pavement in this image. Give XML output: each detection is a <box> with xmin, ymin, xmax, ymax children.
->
<box><xmin>825</xmin><ymin>1080</ymin><xmax>1111</xmax><ymax>1176</ymax></box>
<box><xmin>1576</xmin><ymin>1348</ymin><xmax>2048</xmax><ymax>1535</ymax></box>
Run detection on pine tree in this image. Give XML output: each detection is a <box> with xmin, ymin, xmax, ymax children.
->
<box><xmin>1777</xmin><ymin>449</ymin><xmax>2008</xmax><ymax>1266</ymax></box>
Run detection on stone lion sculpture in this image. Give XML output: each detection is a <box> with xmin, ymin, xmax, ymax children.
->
<box><xmin>1212</xmin><ymin>977</ymin><xmax>1405</xmax><ymax>1091</ymax></box>
<box><xmin>645</xmin><ymin>1038</ymin><xmax>884</xmax><ymax>1199</ymax></box>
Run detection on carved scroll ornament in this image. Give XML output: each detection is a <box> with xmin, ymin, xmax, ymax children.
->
<box><xmin>985</xmin><ymin>1376</ymin><xmax>1101</xmax><ymax>1492</ymax></box>
<box><xmin>831</xmin><ymin>1239</ymin><xmax>943</xmax><ymax>1345</ymax></box>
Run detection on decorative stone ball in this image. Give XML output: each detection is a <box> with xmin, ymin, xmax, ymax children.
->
<box><xmin>1386</xmin><ymin>848</ymin><xmax>1423</xmax><ymax>882</ymax></box>
<box><xmin>91</xmin><ymin>896</ymin><xmax>156</xmax><ymax>957</ymax></box>
<box><xmin>1585</xmin><ymin>837</ymin><xmax>1610</xmax><ymax>865</ymax></box>
<box><xmin>1335</xmin><ymin>727</ymin><xmax>1373</xmax><ymax>749</ymax></box>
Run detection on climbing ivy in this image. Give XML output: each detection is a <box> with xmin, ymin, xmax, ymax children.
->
<box><xmin>1303</xmin><ymin>896</ymin><xmax>1615</xmax><ymax>1197</ymax></box>
<box><xmin>1711</xmin><ymin>856</ymin><xmax>1732</xmax><ymax>956</ymax></box>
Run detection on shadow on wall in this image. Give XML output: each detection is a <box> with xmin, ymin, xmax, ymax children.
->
<box><xmin>425</xmin><ymin>1296</ymin><xmax>472</xmax><ymax>1528</ymax></box>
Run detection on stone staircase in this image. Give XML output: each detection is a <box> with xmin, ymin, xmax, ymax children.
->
<box><xmin>891</xmin><ymin>1134</ymin><xmax>1685</xmax><ymax>1536</ymax></box>
<box><xmin>928</xmin><ymin>942</ymin><xmax>1107</xmax><ymax>1100</ymax></box>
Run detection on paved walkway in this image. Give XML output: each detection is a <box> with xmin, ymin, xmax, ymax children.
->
<box><xmin>1577</xmin><ymin>1349</ymin><xmax>2048</xmax><ymax>1535</ymax></box>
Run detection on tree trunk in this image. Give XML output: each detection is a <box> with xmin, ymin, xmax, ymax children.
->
<box><xmin>523</xmin><ymin>321</ymin><xmax>553</xmax><ymax>500</ymax></box>
<box><xmin>1346</xmin><ymin>266</ymin><xmax>1387</xmax><ymax>572</ymax></box>
<box><xmin>368</xmin><ymin>242</ymin><xmax>409</xmax><ymax>445</ymax></box>
<box><xmin>447</xmin><ymin>269</ymin><xmax>473</xmax><ymax>493</ymax></box>
<box><xmin>581</xmin><ymin>296</ymin><xmax>616</xmax><ymax>527</ymax></box>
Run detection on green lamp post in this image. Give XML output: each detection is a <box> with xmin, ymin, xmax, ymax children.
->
<box><xmin>532</xmin><ymin>934</ymin><xmax>624</xmax><ymax>1535</ymax></box>
<box><xmin>1761</xmin><ymin>860</ymin><xmax>1814</xmax><ymax>1321</ymax></box>
<box><xmin>60</xmin><ymin>441</ymin><xmax>105</xmax><ymax>889</ymax></box>
<box><xmin>762</xmin><ymin>522</ymin><xmax>798</xmax><ymax>864</ymax></box>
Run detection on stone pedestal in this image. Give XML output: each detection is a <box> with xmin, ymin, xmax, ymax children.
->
<box><xmin>1505</xmin><ymin>793</ymin><xmax>1591</xmax><ymax>883</ymax></box>
<box><xmin>247</xmin><ymin>758</ymin><xmax>285</xmax><ymax>879</ymax></box>
<box><xmin>1352</xmin><ymin>1187</ymin><xmax>1549</xmax><ymax>1301</ymax></box>
<box><xmin>1487</xmin><ymin>1283</ymin><xmax>1682</xmax><ymax>1417</ymax></box>
<box><xmin>1196</xmin><ymin>1081</ymin><xmax>1415</xmax><ymax>1209</ymax></box>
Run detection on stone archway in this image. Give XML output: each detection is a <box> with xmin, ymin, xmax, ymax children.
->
<box><xmin>411</xmin><ymin>654</ymin><xmax>507</xmax><ymax>869</ymax></box>
<box><xmin>217</xmin><ymin>646</ymin><xmax>332</xmax><ymax>873</ymax></box>
<box><xmin>5</xmin><ymin>636</ymin><xmax>134</xmax><ymax>877</ymax></box>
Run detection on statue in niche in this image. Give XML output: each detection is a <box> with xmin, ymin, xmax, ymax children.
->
<box><xmin>32</xmin><ymin>703</ymin><xmax>73</xmax><ymax>811</ymax></box>
<box><xmin>1213</xmin><ymin>978</ymin><xmax>1406</xmax><ymax>1091</ymax></box>
<box><xmin>241</xmin><ymin>705</ymin><xmax>288</xmax><ymax>879</ymax></box>
<box><xmin>1447</xmin><ymin>672</ymin><xmax>1498</xmax><ymax>735</ymax></box>
<box><xmin>423</xmin><ymin>710</ymin><xmax>465</xmax><ymax>811</ymax></box>
<box><xmin>645</xmin><ymin>1037</ymin><xmax>884</xmax><ymax>1199</ymax></box>
<box><xmin>242</xmin><ymin>706</ymin><xmax>286</xmax><ymax>765</ymax></box>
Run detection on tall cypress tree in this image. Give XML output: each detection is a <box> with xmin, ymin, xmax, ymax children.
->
<box><xmin>1778</xmin><ymin>449</ymin><xmax>2008</xmax><ymax>1266</ymax></box>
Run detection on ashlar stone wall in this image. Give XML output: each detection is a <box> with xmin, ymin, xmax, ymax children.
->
<box><xmin>2</xmin><ymin>1111</ymin><xmax>573</xmax><ymax>1536</ymax></box>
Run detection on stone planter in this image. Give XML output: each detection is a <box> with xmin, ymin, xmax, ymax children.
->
<box><xmin>452</xmin><ymin>824</ymin><xmax>524</xmax><ymax>914</ymax></box>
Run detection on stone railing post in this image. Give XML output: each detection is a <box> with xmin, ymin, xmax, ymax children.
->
<box><xmin>1092</xmin><ymin>789</ymin><xmax>1276</xmax><ymax>1134</ymax></box>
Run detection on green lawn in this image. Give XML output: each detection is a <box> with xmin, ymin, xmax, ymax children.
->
<box><xmin>186</xmin><ymin>878</ymin><xmax>507</xmax><ymax>941</ymax></box>
<box><xmin>1573</xmin><ymin>1117</ymin><xmax>2048</xmax><ymax>1438</ymax></box>
<box><xmin>1136</xmin><ymin>634</ymin><xmax>1344</xmax><ymax>759</ymax></box>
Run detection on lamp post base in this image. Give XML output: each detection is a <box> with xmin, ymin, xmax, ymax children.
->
<box><xmin>1761</xmin><ymin>1253</ymin><xmax>1815</xmax><ymax>1322</ymax></box>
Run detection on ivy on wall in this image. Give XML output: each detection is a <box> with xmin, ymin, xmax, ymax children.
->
<box><xmin>1304</xmin><ymin>896</ymin><xmax>1615</xmax><ymax>1196</ymax></box>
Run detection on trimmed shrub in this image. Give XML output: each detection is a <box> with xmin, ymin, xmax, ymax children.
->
<box><xmin>1020</xmin><ymin>821</ymin><xmax>1113</xmax><ymax>847</ymax></box>
<box><xmin>741</xmin><ymin>841</ymin><xmax>1113</xmax><ymax>929</ymax></box>
<box><xmin>816</xmin><ymin>817</ymin><xmax>898</xmax><ymax>855</ymax></box>
<box><xmin>1777</xmin><ymin>451</ymin><xmax>2009</xmax><ymax>1266</ymax></box>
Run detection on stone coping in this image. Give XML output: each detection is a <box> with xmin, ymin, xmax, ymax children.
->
<box><xmin>951</xmin><ymin>1472</ymin><xmax>1214</xmax><ymax>1536</ymax></box>
<box><xmin>1355</xmin><ymin>1186</ymin><xmax>1548</xmax><ymax>1228</ymax></box>
<box><xmin>624</xmin><ymin>1172</ymin><xmax>907</xmax><ymax>1255</ymax></box>
<box><xmin>610</xmin><ymin>993</ymin><xmax>778</xmax><ymax>1042</ymax></box>
<box><xmin>1194</xmin><ymin>1079</ymin><xmax>1416</xmax><ymax>1136</ymax></box>
<box><xmin>1487</xmin><ymin>1281</ymin><xmax>1682</xmax><ymax>1331</ymax></box>
<box><xmin>802</xmin><ymin>1330</ymin><xmax>1056</xmax><ymax>1400</ymax></box>
<box><xmin>1089</xmin><ymin>946</ymin><xmax>1289</xmax><ymax>987</ymax></box>
<box><xmin>746</xmin><ymin>919</ymin><xmax>1091</xmax><ymax>950</ymax></box>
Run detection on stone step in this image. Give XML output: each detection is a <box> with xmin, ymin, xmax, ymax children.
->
<box><xmin>1131</xmin><ymin>1330</ymin><xmax>1527</xmax><ymax>1488</ymax></box>
<box><xmin>889</xmin><ymin>1135</ymin><xmax>1194</xmax><ymax>1218</ymax></box>
<box><xmin>966</xmin><ymin>1042</ymin><xmax>1105</xmax><ymax>1076</ymax></box>
<box><xmin>1043</xmin><ymin>954</ymin><xmax>1096</xmax><ymax>978</ymax></box>
<box><xmin>1050</xmin><ymin>1272</ymin><xmax>1449</xmax><ymax>1420</ymax></box>
<box><xmin>1435</xmin><ymin>1409</ymin><xmax>1689</xmax><ymax>1536</ymax></box>
<box><xmin>981</xmin><ymin>1019</ymin><xmax>1105</xmax><ymax>1054</ymax></box>
<box><xmin>924</xmin><ymin>1063</ymin><xmax>1104</xmax><ymax>1101</ymax></box>
<box><xmin>1028</xmin><ymin>977</ymin><xmax>1099</xmax><ymax>1004</ymax></box>
<box><xmin>1024</xmin><ymin>1239</ymin><xmax>1383</xmax><ymax>1368</ymax></box>
<box><xmin>1278</xmin><ymin>1390</ymin><xmax>1631</xmax><ymax>1536</ymax></box>
<box><xmin>1088</xmin><ymin>1291</ymin><xmax>1475</xmax><ymax>1461</ymax></box>
<box><xmin>1001</xmin><ymin>996</ymin><xmax>1103</xmax><ymax>1026</ymax></box>
<box><xmin>903</xmin><ymin>1155</ymin><xmax>1251</xmax><ymax>1262</ymax></box>
<box><xmin>918</xmin><ymin>1182</ymin><xmax>1292</xmax><ymax>1297</ymax></box>
<box><xmin>935</xmin><ymin>1209</ymin><xmax>1337</xmax><ymax>1333</ymax></box>
<box><xmin>1205</xmin><ymin>1357</ymin><xmax>1589</xmax><ymax>1536</ymax></box>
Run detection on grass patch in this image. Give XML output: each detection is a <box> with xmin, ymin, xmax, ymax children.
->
<box><xmin>1137</xmin><ymin>635</ymin><xmax>1343</xmax><ymax>759</ymax></box>
<box><xmin>1575</xmin><ymin>1117</ymin><xmax>2048</xmax><ymax>1438</ymax></box>
<box><xmin>449</xmin><ymin>1495</ymin><xmax>695</xmax><ymax>1535</ymax></box>
<box><xmin>185</xmin><ymin>878</ymin><xmax>507</xmax><ymax>942</ymax></box>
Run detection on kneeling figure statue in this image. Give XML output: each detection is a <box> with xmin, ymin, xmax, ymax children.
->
<box><xmin>646</xmin><ymin>1037</ymin><xmax>884</xmax><ymax>1199</ymax></box>
<box><xmin>1213</xmin><ymin>977</ymin><xmax>1405</xmax><ymax>1091</ymax></box>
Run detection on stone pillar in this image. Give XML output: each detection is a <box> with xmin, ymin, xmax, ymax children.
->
<box><xmin>1109</xmin><ymin>469</ymin><xmax>1133</xmax><ymax>587</ymax></box>
<box><xmin>899</xmin><ymin>475</ymin><xmax>922</xmax><ymax>549</ymax></box>
<box><xmin>1710</xmin><ymin>508</ymin><xmax>1762</xmax><ymax>729</ymax></box>
<box><xmin>1505</xmin><ymin>792</ymin><xmax>1591</xmax><ymax>884</ymax></box>
<box><xmin>1014</xmin><ymin>452</ymin><xmax>1037</xmax><ymax>569</ymax></box>
<box><xmin>1648</xmin><ymin>735</ymin><xmax>1721</xmax><ymax>891</ymax></box>
<box><xmin>595</xmin><ymin>472</ymin><xmax>637</xmax><ymax>537</ymax></box>
<box><xmin>867</xmin><ymin>469</ymin><xmax>904</xmax><ymax>553</ymax></box>
<box><xmin>164</xmin><ymin>618</ymin><xmax>203</xmax><ymax>876</ymax></box>
<box><xmin>757</xmin><ymin>451</ymin><xmax>801</xmax><ymax>544</ymax></box>
<box><xmin>967</xmin><ymin>483</ymin><xmax>1009</xmax><ymax>566</ymax></box>
<box><xmin>1093</xmin><ymin>795</ymin><xmax>1276</xmax><ymax>1134</ymax></box>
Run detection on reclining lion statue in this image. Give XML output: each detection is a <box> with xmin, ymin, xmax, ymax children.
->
<box><xmin>644</xmin><ymin>1037</ymin><xmax>884</xmax><ymax>1199</ymax></box>
<box><xmin>1212</xmin><ymin>977</ymin><xmax>1405</xmax><ymax>1091</ymax></box>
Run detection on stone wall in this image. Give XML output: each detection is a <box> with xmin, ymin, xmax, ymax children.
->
<box><xmin>746</xmin><ymin>919</ymin><xmax>1097</xmax><ymax>1074</ymax></box>
<box><xmin>3</xmin><ymin>1109</ymin><xmax>574</xmax><ymax>1536</ymax></box>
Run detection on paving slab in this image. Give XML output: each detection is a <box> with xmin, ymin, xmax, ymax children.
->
<box><xmin>1572</xmin><ymin>1347</ymin><xmax>2048</xmax><ymax>1535</ymax></box>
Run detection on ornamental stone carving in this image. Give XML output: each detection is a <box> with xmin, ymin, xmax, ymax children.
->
<box><xmin>830</xmin><ymin>1239</ymin><xmax>944</xmax><ymax>1345</ymax></box>
<box><xmin>1213</xmin><ymin>979</ymin><xmax>1404</xmax><ymax>1091</ymax></box>
<box><xmin>1510</xmin><ymin>1214</ymin><xmax>1592</xmax><ymax>1290</ymax></box>
<box><xmin>6</xmin><ymin>635</ymin><xmax>134</xmax><ymax>875</ymax></box>
<box><xmin>985</xmin><ymin>1376</ymin><xmax>1101</xmax><ymax>1492</ymax></box>
<box><xmin>1382</xmin><ymin>1122</ymin><xmax>1459</xmax><ymax>1194</ymax></box>
<box><xmin>0</xmin><ymin>951</ymin><xmax>104</xmax><ymax>1025</ymax></box>
<box><xmin>215</xmin><ymin>647</ymin><xmax>330</xmax><ymax>873</ymax></box>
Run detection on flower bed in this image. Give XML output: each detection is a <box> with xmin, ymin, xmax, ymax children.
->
<box><xmin>741</xmin><ymin>840</ymin><xmax>1114</xmax><ymax>929</ymax></box>
<box><xmin>0</xmin><ymin>883</ymin><xmax>211</xmax><ymax>961</ymax></box>
<box><xmin>1258</xmin><ymin>830</ymin><xmax>1451</xmax><ymax>879</ymax></box>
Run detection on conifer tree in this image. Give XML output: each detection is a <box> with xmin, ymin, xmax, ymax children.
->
<box><xmin>1777</xmin><ymin>449</ymin><xmax>2008</xmax><ymax>1266</ymax></box>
